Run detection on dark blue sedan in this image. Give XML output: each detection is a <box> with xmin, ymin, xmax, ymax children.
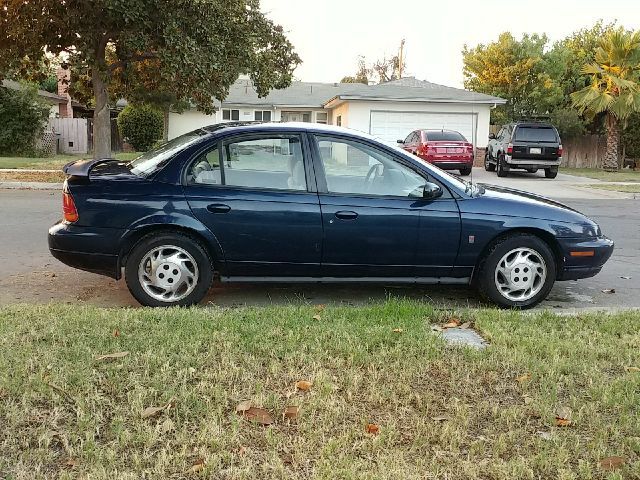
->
<box><xmin>49</xmin><ymin>122</ymin><xmax>613</xmax><ymax>308</ymax></box>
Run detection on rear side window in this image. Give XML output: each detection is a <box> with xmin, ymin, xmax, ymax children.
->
<box><xmin>425</xmin><ymin>131</ymin><xmax>466</xmax><ymax>142</ymax></box>
<box><xmin>187</xmin><ymin>135</ymin><xmax>307</xmax><ymax>191</ymax></box>
<box><xmin>514</xmin><ymin>126</ymin><xmax>558</xmax><ymax>143</ymax></box>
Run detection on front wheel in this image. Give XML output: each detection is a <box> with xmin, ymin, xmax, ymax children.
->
<box><xmin>484</xmin><ymin>152</ymin><xmax>495</xmax><ymax>172</ymax></box>
<box><xmin>476</xmin><ymin>234</ymin><xmax>556</xmax><ymax>309</ymax></box>
<box><xmin>459</xmin><ymin>167</ymin><xmax>472</xmax><ymax>176</ymax></box>
<box><xmin>125</xmin><ymin>232</ymin><xmax>213</xmax><ymax>307</ymax></box>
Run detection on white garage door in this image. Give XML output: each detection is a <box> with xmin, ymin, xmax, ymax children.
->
<box><xmin>370</xmin><ymin>111</ymin><xmax>478</xmax><ymax>147</ymax></box>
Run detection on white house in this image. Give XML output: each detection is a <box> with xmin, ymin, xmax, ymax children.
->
<box><xmin>167</xmin><ymin>77</ymin><xmax>505</xmax><ymax>156</ymax></box>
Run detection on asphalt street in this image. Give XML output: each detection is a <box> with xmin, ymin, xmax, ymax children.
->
<box><xmin>0</xmin><ymin>170</ymin><xmax>638</xmax><ymax>310</ymax></box>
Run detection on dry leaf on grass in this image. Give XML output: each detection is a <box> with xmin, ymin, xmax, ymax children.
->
<box><xmin>312</xmin><ymin>314</ymin><xmax>321</xmax><ymax>321</ymax></box>
<box><xmin>459</xmin><ymin>322</ymin><xmax>471</xmax><ymax>329</ymax></box>
<box><xmin>599</xmin><ymin>456</ymin><xmax>625</xmax><ymax>470</ymax></box>
<box><xmin>283</xmin><ymin>405</ymin><xmax>299</xmax><ymax>421</ymax></box>
<box><xmin>159</xmin><ymin>418</ymin><xmax>175</xmax><ymax>433</ymax></box>
<box><xmin>431</xmin><ymin>415</ymin><xmax>450</xmax><ymax>422</ymax></box>
<box><xmin>64</xmin><ymin>458</ymin><xmax>78</xmax><ymax>468</ymax></box>
<box><xmin>555</xmin><ymin>406</ymin><xmax>572</xmax><ymax>426</ymax></box>
<box><xmin>112</xmin><ymin>329</ymin><xmax>120</xmax><ymax>337</ymax></box>
<box><xmin>536</xmin><ymin>431</ymin><xmax>553</xmax><ymax>441</ymax></box>
<box><xmin>314</xmin><ymin>304</ymin><xmax>326</xmax><ymax>311</ymax></box>
<box><xmin>431</xmin><ymin>325</ymin><xmax>443</xmax><ymax>332</ymax></box>
<box><xmin>235</xmin><ymin>400</ymin><xmax>253</xmax><ymax>413</ymax></box>
<box><xmin>441</xmin><ymin>318</ymin><xmax>461</xmax><ymax>329</ymax></box>
<box><xmin>365</xmin><ymin>423</ymin><xmax>380</xmax><ymax>435</ymax></box>
<box><xmin>188</xmin><ymin>458</ymin><xmax>205</xmax><ymax>473</ymax></box>
<box><xmin>141</xmin><ymin>397</ymin><xmax>176</xmax><ymax>419</ymax></box>
<box><xmin>95</xmin><ymin>351</ymin><xmax>129</xmax><ymax>361</ymax></box>
<box><xmin>516</xmin><ymin>373</ymin><xmax>532</xmax><ymax>383</ymax></box>
<box><xmin>295</xmin><ymin>380</ymin><xmax>313</xmax><ymax>392</ymax></box>
<box><xmin>241</xmin><ymin>406</ymin><xmax>274</xmax><ymax>425</ymax></box>
<box><xmin>392</xmin><ymin>328</ymin><xmax>403</xmax><ymax>333</ymax></box>
<box><xmin>624</xmin><ymin>366</ymin><xmax>640</xmax><ymax>372</ymax></box>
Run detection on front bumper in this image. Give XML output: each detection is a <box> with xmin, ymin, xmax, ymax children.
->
<box><xmin>48</xmin><ymin>221</ymin><xmax>123</xmax><ymax>279</ymax></box>
<box><xmin>557</xmin><ymin>235</ymin><xmax>614</xmax><ymax>280</ymax></box>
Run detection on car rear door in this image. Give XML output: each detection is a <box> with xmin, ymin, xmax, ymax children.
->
<box><xmin>310</xmin><ymin>134</ymin><xmax>461</xmax><ymax>279</ymax></box>
<box><xmin>183</xmin><ymin>132</ymin><xmax>322</xmax><ymax>278</ymax></box>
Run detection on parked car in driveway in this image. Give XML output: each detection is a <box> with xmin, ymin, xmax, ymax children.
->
<box><xmin>49</xmin><ymin>122</ymin><xmax>613</xmax><ymax>309</ymax></box>
<box><xmin>398</xmin><ymin>129</ymin><xmax>474</xmax><ymax>176</ymax></box>
<box><xmin>486</xmin><ymin>122</ymin><xmax>562</xmax><ymax>178</ymax></box>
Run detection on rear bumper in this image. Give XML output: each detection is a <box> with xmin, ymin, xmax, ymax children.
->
<box><xmin>557</xmin><ymin>236</ymin><xmax>614</xmax><ymax>280</ymax></box>
<box><xmin>425</xmin><ymin>160</ymin><xmax>474</xmax><ymax>170</ymax></box>
<box><xmin>505</xmin><ymin>155</ymin><xmax>561</xmax><ymax>168</ymax></box>
<box><xmin>48</xmin><ymin>221</ymin><xmax>123</xmax><ymax>279</ymax></box>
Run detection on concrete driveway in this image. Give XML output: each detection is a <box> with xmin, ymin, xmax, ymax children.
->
<box><xmin>0</xmin><ymin>173</ymin><xmax>638</xmax><ymax>311</ymax></box>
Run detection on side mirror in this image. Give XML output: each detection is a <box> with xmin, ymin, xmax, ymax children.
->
<box><xmin>422</xmin><ymin>182</ymin><xmax>443</xmax><ymax>200</ymax></box>
<box><xmin>488</xmin><ymin>133</ymin><xmax>496</xmax><ymax>140</ymax></box>
<box><xmin>396</xmin><ymin>139</ymin><xmax>404</xmax><ymax>144</ymax></box>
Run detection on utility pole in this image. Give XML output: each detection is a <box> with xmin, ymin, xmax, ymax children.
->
<box><xmin>398</xmin><ymin>38</ymin><xmax>405</xmax><ymax>79</ymax></box>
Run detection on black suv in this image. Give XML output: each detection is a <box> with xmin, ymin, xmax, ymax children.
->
<box><xmin>485</xmin><ymin>122</ymin><xmax>562</xmax><ymax>178</ymax></box>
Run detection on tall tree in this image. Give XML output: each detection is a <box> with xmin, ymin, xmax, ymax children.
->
<box><xmin>571</xmin><ymin>29</ymin><xmax>640</xmax><ymax>170</ymax></box>
<box><xmin>0</xmin><ymin>0</ymin><xmax>300</xmax><ymax>159</ymax></box>
<box><xmin>339</xmin><ymin>53</ymin><xmax>406</xmax><ymax>85</ymax></box>
<box><xmin>340</xmin><ymin>56</ymin><xmax>370</xmax><ymax>84</ymax></box>
<box><xmin>462</xmin><ymin>33</ymin><xmax>561</xmax><ymax>125</ymax></box>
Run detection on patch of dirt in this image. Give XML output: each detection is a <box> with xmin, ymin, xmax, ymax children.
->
<box><xmin>0</xmin><ymin>171</ymin><xmax>65</xmax><ymax>183</ymax></box>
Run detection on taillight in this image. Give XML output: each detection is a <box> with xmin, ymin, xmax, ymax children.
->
<box><xmin>506</xmin><ymin>143</ymin><xmax>513</xmax><ymax>155</ymax></box>
<box><xmin>558</xmin><ymin>145</ymin><xmax>563</xmax><ymax>157</ymax></box>
<box><xmin>62</xmin><ymin>190</ymin><xmax>79</xmax><ymax>223</ymax></box>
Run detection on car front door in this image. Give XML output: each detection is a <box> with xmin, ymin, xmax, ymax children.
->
<box><xmin>183</xmin><ymin>132</ymin><xmax>322</xmax><ymax>278</ymax></box>
<box><xmin>310</xmin><ymin>134</ymin><xmax>461</xmax><ymax>279</ymax></box>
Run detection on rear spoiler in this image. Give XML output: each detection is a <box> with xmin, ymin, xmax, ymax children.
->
<box><xmin>62</xmin><ymin>158</ymin><xmax>118</xmax><ymax>177</ymax></box>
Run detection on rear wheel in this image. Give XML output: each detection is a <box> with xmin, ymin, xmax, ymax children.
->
<box><xmin>496</xmin><ymin>154</ymin><xmax>508</xmax><ymax>177</ymax></box>
<box><xmin>459</xmin><ymin>166</ymin><xmax>472</xmax><ymax>176</ymax></box>
<box><xmin>484</xmin><ymin>152</ymin><xmax>495</xmax><ymax>172</ymax></box>
<box><xmin>125</xmin><ymin>232</ymin><xmax>213</xmax><ymax>307</ymax></box>
<box><xmin>476</xmin><ymin>233</ymin><xmax>556</xmax><ymax>309</ymax></box>
<box><xmin>545</xmin><ymin>167</ymin><xmax>558</xmax><ymax>179</ymax></box>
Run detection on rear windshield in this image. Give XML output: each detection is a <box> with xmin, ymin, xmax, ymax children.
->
<box><xmin>514</xmin><ymin>126</ymin><xmax>557</xmax><ymax>143</ymax></box>
<box><xmin>425</xmin><ymin>131</ymin><xmax>466</xmax><ymax>142</ymax></box>
<box><xmin>130</xmin><ymin>130</ymin><xmax>208</xmax><ymax>176</ymax></box>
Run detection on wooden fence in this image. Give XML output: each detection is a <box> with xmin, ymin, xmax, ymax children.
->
<box><xmin>561</xmin><ymin>135</ymin><xmax>606</xmax><ymax>168</ymax></box>
<box><xmin>48</xmin><ymin>118</ymin><xmax>89</xmax><ymax>154</ymax></box>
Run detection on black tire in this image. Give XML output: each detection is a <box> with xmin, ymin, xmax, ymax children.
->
<box><xmin>496</xmin><ymin>154</ymin><xmax>508</xmax><ymax>177</ymax></box>
<box><xmin>459</xmin><ymin>167</ymin><xmax>472</xmax><ymax>176</ymax></box>
<box><xmin>125</xmin><ymin>232</ymin><xmax>213</xmax><ymax>307</ymax></box>
<box><xmin>484</xmin><ymin>153</ymin><xmax>495</xmax><ymax>172</ymax></box>
<box><xmin>545</xmin><ymin>168</ymin><xmax>558</xmax><ymax>179</ymax></box>
<box><xmin>476</xmin><ymin>233</ymin><xmax>556</xmax><ymax>309</ymax></box>
<box><xmin>526</xmin><ymin>168</ymin><xmax>538</xmax><ymax>173</ymax></box>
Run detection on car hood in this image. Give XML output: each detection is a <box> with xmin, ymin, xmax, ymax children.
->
<box><xmin>462</xmin><ymin>183</ymin><xmax>597</xmax><ymax>227</ymax></box>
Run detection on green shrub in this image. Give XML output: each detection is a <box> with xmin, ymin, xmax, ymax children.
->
<box><xmin>117</xmin><ymin>104</ymin><xmax>163</xmax><ymax>152</ymax></box>
<box><xmin>0</xmin><ymin>83</ymin><xmax>50</xmax><ymax>155</ymax></box>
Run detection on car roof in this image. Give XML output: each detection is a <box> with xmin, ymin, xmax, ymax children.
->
<box><xmin>200</xmin><ymin>121</ymin><xmax>379</xmax><ymax>141</ymax></box>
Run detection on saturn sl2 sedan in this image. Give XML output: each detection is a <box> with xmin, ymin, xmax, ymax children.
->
<box><xmin>48</xmin><ymin>122</ymin><xmax>614</xmax><ymax>308</ymax></box>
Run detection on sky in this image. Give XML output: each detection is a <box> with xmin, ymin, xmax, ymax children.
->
<box><xmin>260</xmin><ymin>0</ymin><xmax>639</xmax><ymax>88</ymax></box>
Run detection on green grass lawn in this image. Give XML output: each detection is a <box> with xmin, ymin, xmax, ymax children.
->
<box><xmin>587</xmin><ymin>183</ymin><xmax>640</xmax><ymax>193</ymax></box>
<box><xmin>1</xmin><ymin>302</ymin><xmax>638</xmax><ymax>479</ymax></box>
<box><xmin>561</xmin><ymin>167</ymin><xmax>640</xmax><ymax>182</ymax></box>
<box><xmin>0</xmin><ymin>152</ymin><xmax>141</xmax><ymax>171</ymax></box>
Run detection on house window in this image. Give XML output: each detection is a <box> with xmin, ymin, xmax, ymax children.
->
<box><xmin>222</xmin><ymin>109</ymin><xmax>240</xmax><ymax>121</ymax></box>
<box><xmin>254</xmin><ymin>110</ymin><xmax>272</xmax><ymax>122</ymax></box>
<box><xmin>315</xmin><ymin>112</ymin><xmax>328</xmax><ymax>124</ymax></box>
<box><xmin>302</xmin><ymin>113</ymin><xmax>311</xmax><ymax>123</ymax></box>
<box><xmin>336</xmin><ymin>115</ymin><xmax>342</xmax><ymax>127</ymax></box>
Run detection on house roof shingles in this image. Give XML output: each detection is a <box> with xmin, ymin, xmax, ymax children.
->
<box><xmin>1</xmin><ymin>79</ymin><xmax>67</xmax><ymax>103</ymax></box>
<box><xmin>222</xmin><ymin>76</ymin><xmax>505</xmax><ymax>108</ymax></box>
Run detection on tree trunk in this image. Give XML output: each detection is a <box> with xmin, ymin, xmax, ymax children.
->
<box><xmin>92</xmin><ymin>67</ymin><xmax>111</xmax><ymax>159</ymax></box>
<box><xmin>603</xmin><ymin>113</ymin><xmax>620</xmax><ymax>171</ymax></box>
<box><xmin>163</xmin><ymin>107</ymin><xmax>169</xmax><ymax>142</ymax></box>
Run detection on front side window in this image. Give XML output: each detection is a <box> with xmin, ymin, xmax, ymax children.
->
<box><xmin>187</xmin><ymin>135</ymin><xmax>306</xmax><ymax>191</ymax></box>
<box><xmin>314</xmin><ymin>136</ymin><xmax>426</xmax><ymax>197</ymax></box>
<box><xmin>404</xmin><ymin>132</ymin><xmax>414</xmax><ymax>144</ymax></box>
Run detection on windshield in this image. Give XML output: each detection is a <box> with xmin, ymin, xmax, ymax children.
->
<box><xmin>130</xmin><ymin>130</ymin><xmax>208</xmax><ymax>176</ymax></box>
<box><xmin>426</xmin><ymin>131</ymin><xmax>466</xmax><ymax>142</ymax></box>
<box><xmin>514</xmin><ymin>126</ymin><xmax>558</xmax><ymax>143</ymax></box>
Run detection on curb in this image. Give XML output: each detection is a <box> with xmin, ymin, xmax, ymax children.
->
<box><xmin>0</xmin><ymin>181</ymin><xmax>62</xmax><ymax>190</ymax></box>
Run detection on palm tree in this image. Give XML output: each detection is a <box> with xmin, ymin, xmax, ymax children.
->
<box><xmin>571</xmin><ymin>29</ymin><xmax>640</xmax><ymax>170</ymax></box>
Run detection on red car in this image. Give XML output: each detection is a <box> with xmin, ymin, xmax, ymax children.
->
<box><xmin>398</xmin><ymin>129</ymin><xmax>474</xmax><ymax>176</ymax></box>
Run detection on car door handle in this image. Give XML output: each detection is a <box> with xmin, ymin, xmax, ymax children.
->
<box><xmin>207</xmin><ymin>203</ymin><xmax>231</xmax><ymax>214</ymax></box>
<box><xmin>334</xmin><ymin>210</ymin><xmax>358</xmax><ymax>220</ymax></box>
